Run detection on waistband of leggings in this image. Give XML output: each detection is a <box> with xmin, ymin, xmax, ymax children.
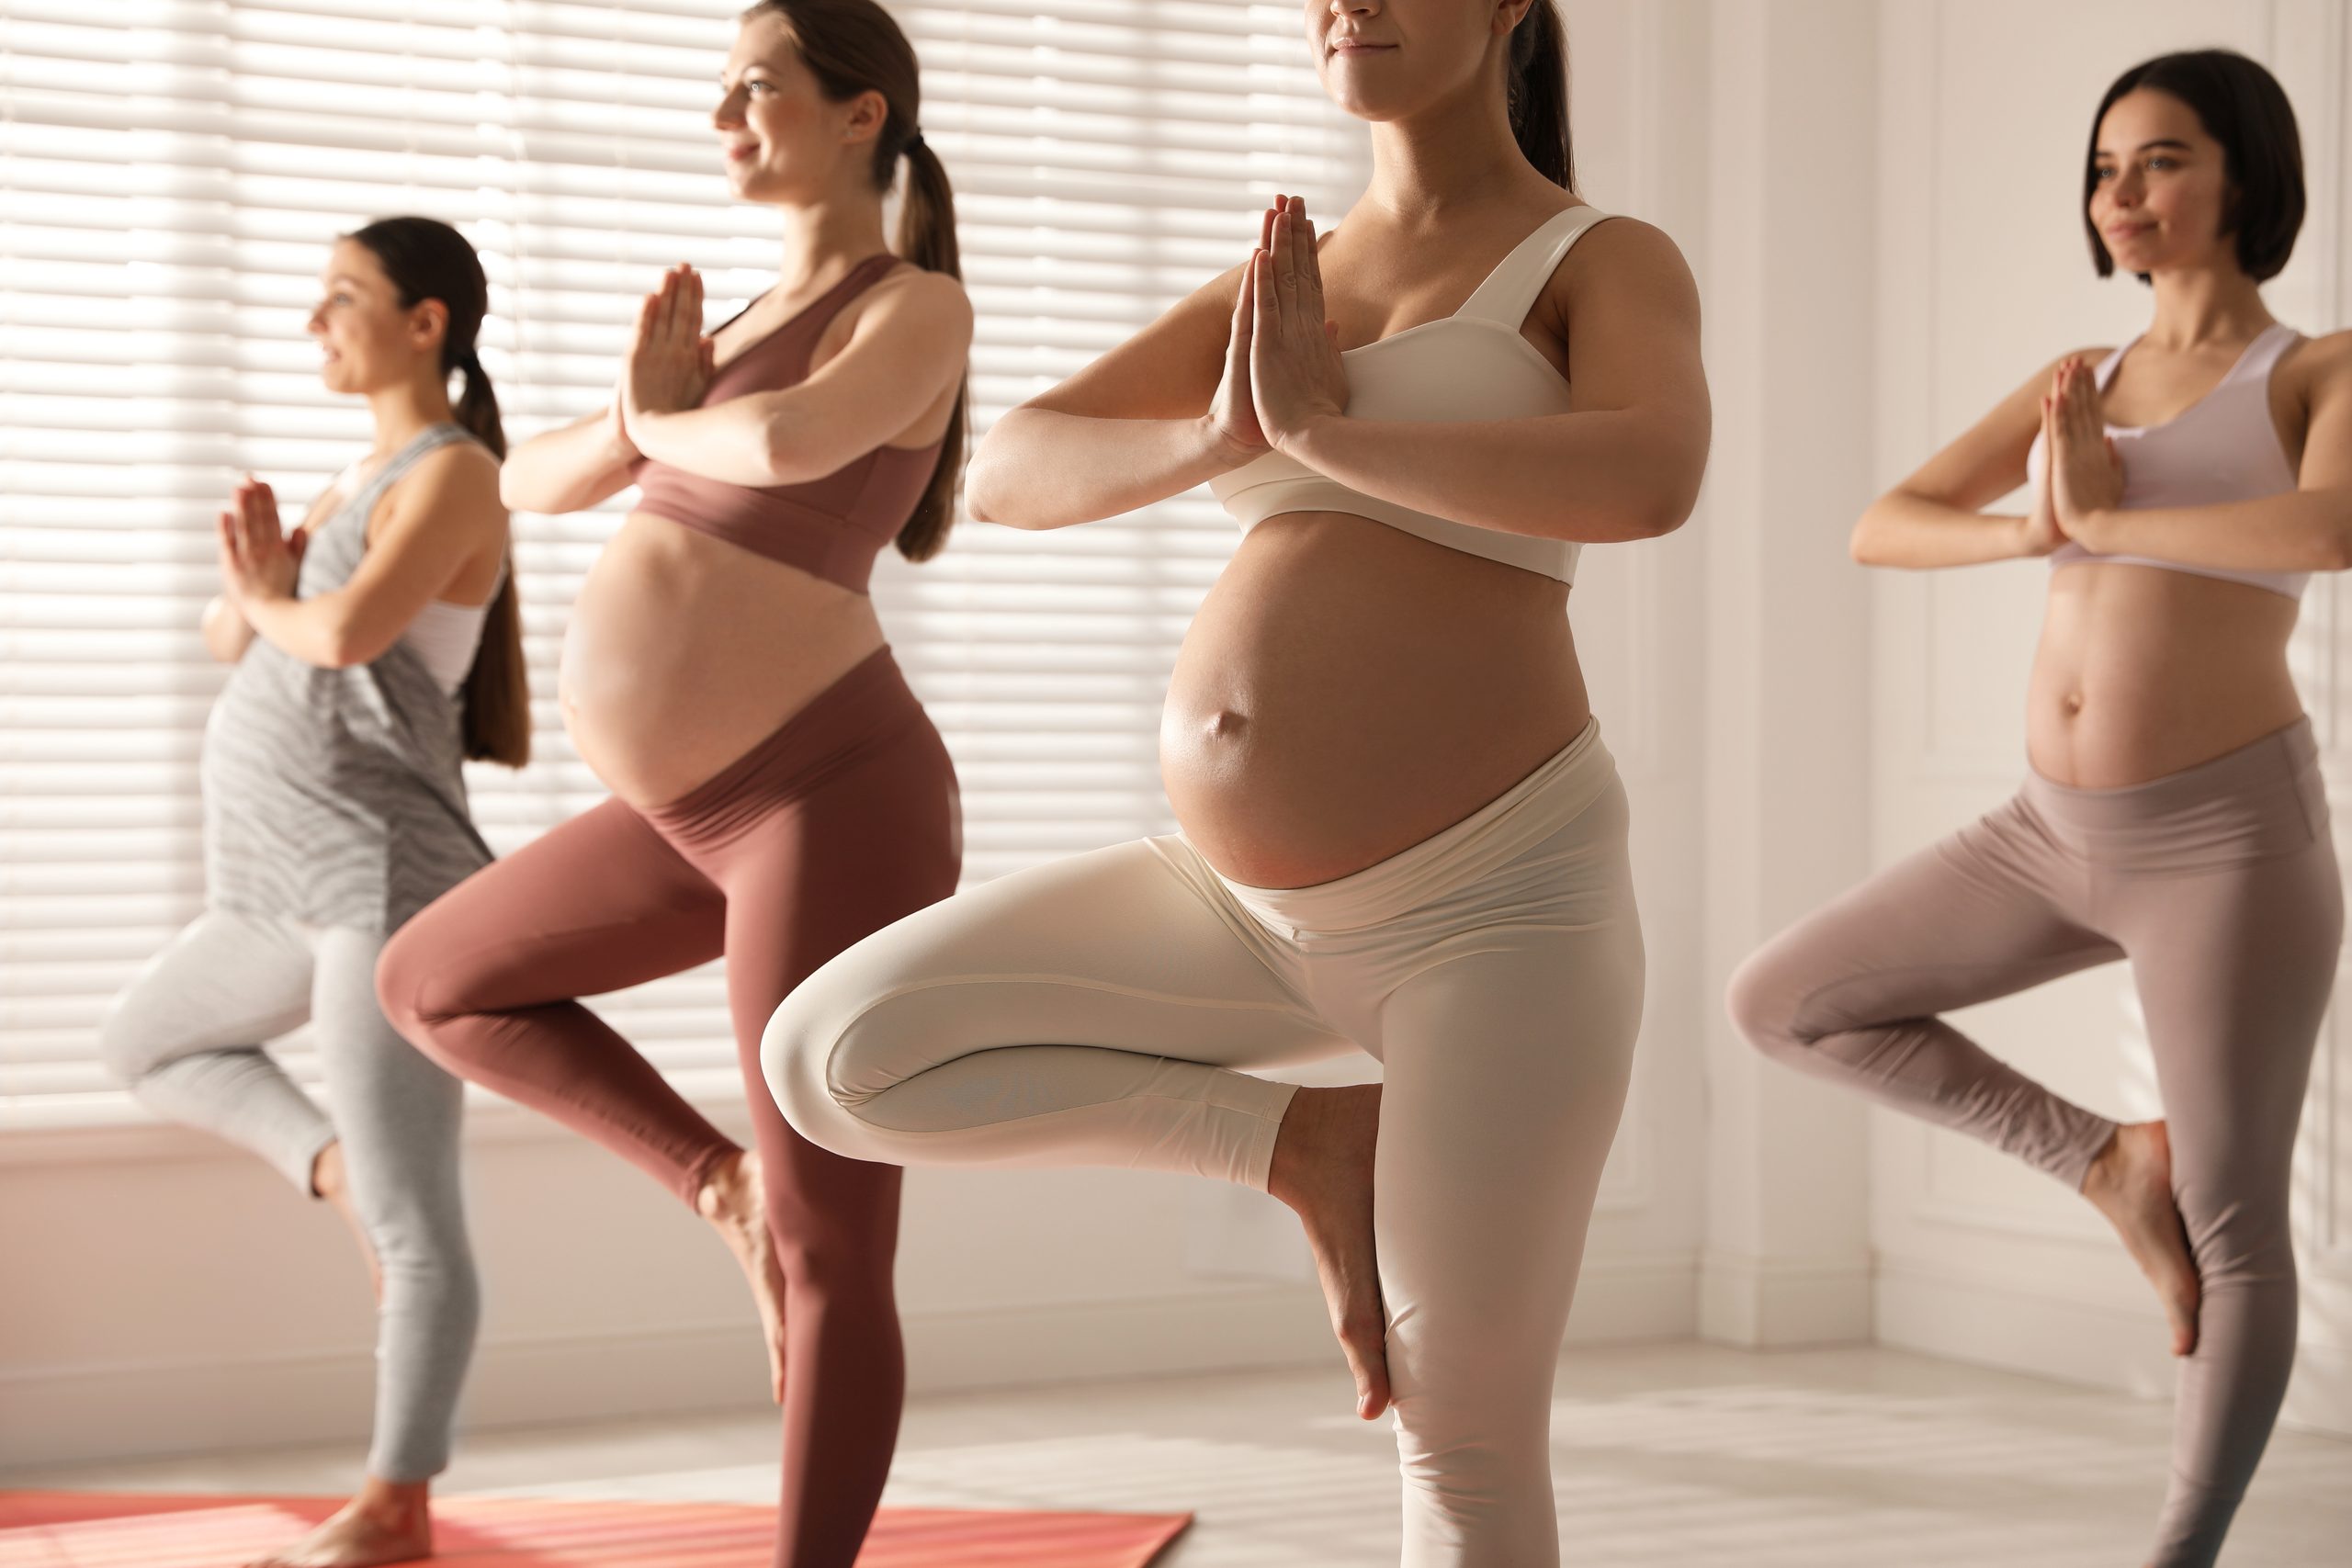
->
<box><xmin>643</xmin><ymin>645</ymin><xmax>932</xmax><ymax>844</ymax></box>
<box><xmin>1209</xmin><ymin>715</ymin><xmax>1618</xmax><ymax>934</ymax></box>
<box><xmin>2022</xmin><ymin>714</ymin><xmax>2319</xmax><ymax>829</ymax></box>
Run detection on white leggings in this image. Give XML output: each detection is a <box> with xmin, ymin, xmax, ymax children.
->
<box><xmin>764</xmin><ymin>721</ymin><xmax>1645</xmax><ymax>1567</ymax></box>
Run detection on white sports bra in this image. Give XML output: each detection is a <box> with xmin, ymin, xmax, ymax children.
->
<box><xmin>1208</xmin><ymin>203</ymin><xmax>1615</xmax><ymax>584</ymax></box>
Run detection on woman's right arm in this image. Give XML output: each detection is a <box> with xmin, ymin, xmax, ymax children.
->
<box><xmin>1851</xmin><ymin>347</ymin><xmax>2101</xmax><ymax>569</ymax></box>
<box><xmin>500</xmin><ymin>402</ymin><xmax>639</xmax><ymax>515</ymax></box>
<box><xmin>967</xmin><ymin>258</ymin><xmax>1266</xmax><ymax>531</ymax></box>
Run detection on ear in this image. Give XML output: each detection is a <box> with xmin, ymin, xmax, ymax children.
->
<box><xmin>409</xmin><ymin>298</ymin><xmax>451</xmax><ymax>360</ymax></box>
<box><xmin>838</xmin><ymin>86</ymin><xmax>890</xmax><ymax>152</ymax></box>
<box><xmin>1496</xmin><ymin>0</ymin><xmax>1537</xmax><ymax>38</ymax></box>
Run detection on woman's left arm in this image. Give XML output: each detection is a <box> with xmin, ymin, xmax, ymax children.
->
<box><xmin>625</xmin><ymin>264</ymin><xmax>973</xmax><ymax>488</ymax></box>
<box><xmin>2053</xmin><ymin>333</ymin><xmax>2352</xmax><ymax>570</ymax></box>
<box><xmin>1251</xmin><ymin>198</ymin><xmax>1710</xmax><ymax>543</ymax></box>
<box><xmin>226</xmin><ymin>443</ymin><xmax>507</xmax><ymax>669</ymax></box>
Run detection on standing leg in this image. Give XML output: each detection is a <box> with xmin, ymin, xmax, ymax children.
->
<box><xmin>1726</xmin><ymin>796</ymin><xmax>2123</xmax><ymax>1188</ymax></box>
<box><xmin>98</xmin><ymin>909</ymin><xmax>334</xmax><ymax>1190</ymax></box>
<box><xmin>1348</xmin><ymin>784</ymin><xmax>1645</xmax><ymax>1568</ymax></box>
<box><xmin>683</xmin><ymin>721</ymin><xmax>961</xmax><ymax>1568</ymax></box>
<box><xmin>2112</xmin><ymin>837</ymin><xmax>2340</xmax><ymax>1567</ymax></box>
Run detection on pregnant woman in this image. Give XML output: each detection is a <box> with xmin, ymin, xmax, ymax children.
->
<box><xmin>1729</xmin><ymin>49</ymin><xmax>2348</xmax><ymax>1568</ymax></box>
<box><xmin>763</xmin><ymin>4</ymin><xmax>1709</xmax><ymax>1563</ymax></box>
<box><xmin>375</xmin><ymin>3</ymin><xmax>969</xmax><ymax>1564</ymax></box>
<box><xmin>102</xmin><ymin>216</ymin><xmax>520</xmax><ymax>1568</ymax></box>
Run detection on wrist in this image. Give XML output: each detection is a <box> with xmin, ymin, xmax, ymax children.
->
<box><xmin>1195</xmin><ymin>412</ymin><xmax>1263</xmax><ymax>469</ymax></box>
<box><xmin>1275</xmin><ymin>409</ymin><xmax>1341</xmax><ymax>462</ymax></box>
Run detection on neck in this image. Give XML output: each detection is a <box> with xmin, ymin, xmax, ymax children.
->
<box><xmin>775</xmin><ymin>189</ymin><xmax>893</xmax><ymax>294</ymax></box>
<box><xmin>365</xmin><ymin>375</ymin><xmax>457</xmax><ymax>459</ymax></box>
<box><xmin>1358</xmin><ymin>70</ymin><xmax>1546</xmax><ymax>230</ymax></box>
<box><xmin>2142</xmin><ymin>263</ymin><xmax>2274</xmax><ymax>351</ymax></box>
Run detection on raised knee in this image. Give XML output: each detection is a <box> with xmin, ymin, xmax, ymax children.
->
<box><xmin>1724</xmin><ymin>943</ymin><xmax>1817</xmax><ymax>1062</ymax></box>
<box><xmin>93</xmin><ymin>988</ymin><xmax>150</xmax><ymax>1086</ymax></box>
<box><xmin>759</xmin><ymin>990</ymin><xmax>862</xmax><ymax>1156</ymax></box>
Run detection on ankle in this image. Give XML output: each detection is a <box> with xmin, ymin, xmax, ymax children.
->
<box><xmin>311</xmin><ymin>1140</ymin><xmax>345</xmax><ymax>1201</ymax></box>
<box><xmin>695</xmin><ymin>1148</ymin><xmax>751</xmax><ymax>1221</ymax></box>
<box><xmin>351</xmin><ymin>1475</ymin><xmax>430</xmax><ymax>1524</ymax></box>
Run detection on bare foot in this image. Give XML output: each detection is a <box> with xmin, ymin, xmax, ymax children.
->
<box><xmin>243</xmin><ymin>1477</ymin><xmax>430</xmax><ymax>1567</ymax></box>
<box><xmin>2082</xmin><ymin>1121</ymin><xmax>2200</xmax><ymax>1356</ymax></box>
<box><xmin>311</xmin><ymin>1141</ymin><xmax>382</xmax><ymax>1304</ymax></box>
<box><xmin>1268</xmin><ymin>1083</ymin><xmax>1389</xmax><ymax>1420</ymax></box>
<box><xmin>698</xmin><ymin>1148</ymin><xmax>789</xmax><ymax>1404</ymax></box>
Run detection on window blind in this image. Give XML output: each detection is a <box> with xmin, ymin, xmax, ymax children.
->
<box><xmin>0</xmin><ymin>0</ymin><xmax>1368</xmax><ymax>1126</ymax></box>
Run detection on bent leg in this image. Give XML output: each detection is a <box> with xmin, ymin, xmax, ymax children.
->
<box><xmin>99</xmin><ymin>910</ymin><xmax>333</xmax><ymax>1190</ymax></box>
<box><xmin>764</xmin><ymin>837</ymin><xmax>1352</xmax><ymax>1190</ymax></box>
<box><xmin>313</xmin><ymin>928</ymin><xmax>479</xmax><ymax>1484</ymax></box>
<box><xmin>2118</xmin><ymin>840</ymin><xmax>2341</xmax><ymax>1566</ymax></box>
<box><xmin>1725</xmin><ymin>797</ymin><xmax>2121</xmax><ymax>1188</ymax></box>
<box><xmin>376</xmin><ymin>797</ymin><xmax>734</xmax><ymax>1207</ymax></box>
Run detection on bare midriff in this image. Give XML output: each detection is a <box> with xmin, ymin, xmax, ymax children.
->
<box><xmin>560</xmin><ymin>512</ymin><xmax>884</xmax><ymax>808</ymax></box>
<box><xmin>2027</xmin><ymin>566</ymin><xmax>2301</xmax><ymax>787</ymax></box>
<box><xmin>1163</xmin><ymin>512</ymin><xmax>1589</xmax><ymax>889</ymax></box>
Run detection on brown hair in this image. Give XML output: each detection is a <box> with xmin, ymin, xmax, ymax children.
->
<box><xmin>745</xmin><ymin>0</ymin><xmax>966</xmax><ymax>564</ymax></box>
<box><xmin>1508</xmin><ymin>0</ymin><xmax>1575</xmax><ymax>190</ymax></box>
<box><xmin>348</xmin><ymin>216</ymin><xmax>530</xmax><ymax>768</ymax></box>
<box><xmin>2084</xmin><ymin>50</ymin><xmax>2304</xmax><ymax>285</ymax></box>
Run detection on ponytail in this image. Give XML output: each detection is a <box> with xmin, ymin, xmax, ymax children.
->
<box><xmin>746</xmin><ymin>0</ymin><xmax>966</xmax><ymax>564</ymax></box>
<box><xmin>889</xmin><ymin>132</ymin><xmax>966</xmax><ymax>564</ymax></box>
<box><xmin>349</xmin><ymin>215</ymin><xmax>531</xmax><ymax>768</ymax></box>
<box><xmin>1508</xmin><ymin>0</ymin><xmax>1575</xmax><ymax>190</ymax></box>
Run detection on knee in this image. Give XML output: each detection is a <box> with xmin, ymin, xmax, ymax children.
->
<box><xmin>1724</xmin><ymin>941</ymin><xmax>1819</xmax><ymax>1064</ymax></box>
<box><xmin>95</xmin><ymin>986</ymin><xmax>159</xmax><ymax>1087</ymax></box>
<box><xmin>759</xmin><ymin>983</ymin><xmax>870</xmax><ymax>1161</ymax></box>
<box><xmin>374</xmin><ymin>910</ymin><xmax>479</xmax><ymax>1060</ymax></box>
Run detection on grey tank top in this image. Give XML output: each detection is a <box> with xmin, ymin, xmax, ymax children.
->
<box><xmin>201</xmin><ymin>423</ymin><xmax>494</xmax><ymax>931</ymax></box>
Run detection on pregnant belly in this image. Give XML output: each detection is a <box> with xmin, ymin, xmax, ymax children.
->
<box><xmin>1163</xmin><ymin>514</ymin><xmax>1589</xmax><ymax>888</ymax></box>
<box><xmin>560</xmin><ymin>513</ymin><xmax>884</xmax><ymax>807</ymax></box>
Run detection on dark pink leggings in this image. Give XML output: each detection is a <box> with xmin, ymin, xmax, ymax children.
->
<box><xmin>378</xmin><ymin>647</ymin><xmax>960</xmax><ymax>1568</ymax></box>
<box><xmin>1729</xmin><ymin>717</ymin><xmax>2338</xmax><ymax>1568</ymax></box>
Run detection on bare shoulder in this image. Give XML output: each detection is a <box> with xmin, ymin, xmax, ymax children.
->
<box><xmin>371</xmin><ymin>436</ymin><xmax>505</xmax><ymax>541</ymax></box>
<box><xmin>859</xmin><ymin>265</ymin><xmax>974</xmax><ymax>336</ymax></box>
<box><xmin>2286</xmin><ymin>326</ymin><xmax>2352</xmax><ymax>391</ymax></box>
<box><xmin>1555</xmin><ymin>215</ymin><xmax>1698</xmax><ymax>315</ymax></box>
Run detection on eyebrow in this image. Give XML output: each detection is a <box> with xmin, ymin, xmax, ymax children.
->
<box><xmin>2094</xmin><ymin>138</ymin><xmax>2196</xmax><ymax>157</ymax></box>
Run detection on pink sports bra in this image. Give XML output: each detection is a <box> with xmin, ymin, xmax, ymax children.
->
<box><xmin>629</xmin><ymin>253</ymin><xmax>944</xmax><ymax>595</ymax></box>
<box><xmin>2025</xmin><ymin>321</ymin><xmax>2305</xmax><ymax>599</ymax></box>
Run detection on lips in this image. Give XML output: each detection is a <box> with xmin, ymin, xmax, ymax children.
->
<box><xmin>1329</xmin><ymin>39</ymin><xmax>1395</xmax><ymax>55</ymax></box>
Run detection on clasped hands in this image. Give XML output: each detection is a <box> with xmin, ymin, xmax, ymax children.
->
<box><xmin>2024</xmin><ymin>355</ymin><xmax>2127</xmax><ymax>555</ymax></box>
<box><xmin>1207</xmin><ymin>194</ymin><xmax>1351</xmax><ymax>465</ymax></box>
<box><xmin>615</xmin><ymin>263</ymin><xmax>718</xmax><ymax>446</ymax></box>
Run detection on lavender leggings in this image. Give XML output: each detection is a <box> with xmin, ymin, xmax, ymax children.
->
<box><xmin>1729</xmin><ymin>716</ymin><xmax>2339</xmax><ymax>1568</ymax></box>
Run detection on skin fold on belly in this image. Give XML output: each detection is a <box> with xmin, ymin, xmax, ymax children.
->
<box><xmin>1163</xmin><ymin>513</ymin><xmax>1590</xmax><ymax>889</ymax></box>
<box><xmin>2026</xmin><ymin>564</ymin><xmax>2303</xmax><ymax>788</ymax></box>
<box><xmin>560</xmin><ymin>513</ymin><xmax>885</xmax><ymax>808</ymax></box>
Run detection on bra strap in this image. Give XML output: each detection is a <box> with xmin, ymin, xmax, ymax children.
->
<box><xmin>1455</xmin><ymin>204</ymin><xmax>1615</xmax><ymax>327</ymax></box>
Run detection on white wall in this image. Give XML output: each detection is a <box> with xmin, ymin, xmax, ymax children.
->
<box><xmin>1863</xmin><ymin>0</ymin><xmax>2352</xmax><ymax>1438</ymax></box>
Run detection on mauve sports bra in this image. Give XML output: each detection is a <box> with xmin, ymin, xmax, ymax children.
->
<box><xmin>629</xmin><ymin>252</ymin><xmax>944</xmax><ymax>594</ymax></box>
<box><xmin>1207</xmin><ymin>203</ymin><xmax>1616</xmax><ymax>584</ymax></box>
<box><xmin>2026</xmin><ymin>321</ymin><xmax>2307</xmax><ymax>599</ymax></box>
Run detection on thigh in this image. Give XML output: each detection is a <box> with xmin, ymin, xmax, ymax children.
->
<box><xmin>312</xmin><ymin>928</ymin><xmax>468</xmax><ymax>1222</ymax></box>
<box><xmin>1732</xmin><ymin>796</ymin><xmax>2121</xmax><ymax>1041</ymax></box>
<box><xmin>102</xmin><ymin>909</ymin><xmax>315</xmax><ymax>1077</ymax></box>
<box><xmin>389</xmin><ymin>796</ymin><xmax>726</xmax><ymax>1016</ymax></box>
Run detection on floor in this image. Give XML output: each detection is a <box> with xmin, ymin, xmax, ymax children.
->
<box><xmin>8</xmin><ymin>1344</ymin><xmax>2349</xmax><ymax>1565</ymax></box>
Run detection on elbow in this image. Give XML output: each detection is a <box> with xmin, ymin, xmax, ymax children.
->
<box><xmin>316</xmin><ymin>612</ymin><xmax>391</xmax><ymax>671</ymax></box>
<box><xmin>2317</xmin><ymin>526</ymin><xmax>2352</xmax><ymax>574</ymax></box>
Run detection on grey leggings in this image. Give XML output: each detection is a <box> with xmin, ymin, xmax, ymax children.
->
<box><xmin>100</xmin><ymin>910</ymin><xmax>479</xmax><ymax>1483</ymax></box>
<box><xmin>1728</xmin><ymin>717</ymin><xmax>2339</xmax><ymax>1568</ymax></box>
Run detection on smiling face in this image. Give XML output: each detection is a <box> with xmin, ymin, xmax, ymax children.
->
<box><xmin>713</xmin><ymin>10</ymin><xmax>888</xmax><ymax>205</ymax></box>
<box><xmin>1303</xmin><ymin>0</ymin><xmax>1527</xmax><ymax>125</ymax></box>
<box><xmin>306</xmin><ymin>239</ymin><xmax>444</xmax><ymax>396</ymax></box>
<box><xmin>2089</xmin><ymin>87</ymin><xmax>2240</xmax><ymax>278</ymax></box>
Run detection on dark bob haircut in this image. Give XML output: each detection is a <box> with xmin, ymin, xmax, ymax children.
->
<box><xmin>2085</xmin><ymin>49</ymin><xmax>2303</xmax><ymax>284</ymax></box>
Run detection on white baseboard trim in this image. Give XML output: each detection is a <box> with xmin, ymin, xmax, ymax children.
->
<box><xmin>1695</xmin><ymin>1248</ymin><xmax>1874</xmax><ymax>1347</ymax></box>
<box><xmin>0</xmin><ymin>1252</ymin><xmax>1701</xmax><ymax>1471</ymax></box>
<box><xmin>1875</xmin><ymin>1256</ymin><xmax>2352</xmax><ymax>1438</ymax></box>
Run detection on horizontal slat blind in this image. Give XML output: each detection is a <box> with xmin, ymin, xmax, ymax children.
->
<box><xmin>1</xmin><ymin>1</ymin><xmax>1366</xmax><ymax>1125</ymax></box>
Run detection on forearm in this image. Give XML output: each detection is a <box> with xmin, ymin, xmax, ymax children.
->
<box><xmin>2074</xmin><ymin>491</ymin><xmax>2352</xmax><ymax>572</ymax></box>
<box><xmin>234</xmin><ymin>591</ymin><xmax>376</xmax><ymax>670</ymax></box>
<box><xmin>200</xmin><ymin>595</ymin><xmax>257</xmax><ymax>663</ymax></box>
<box><xmin>1852</xmin><ymin>491</ymin><xmax>2036</xmax><ymax>569</ymax></box>
<box><xmin>968</xmin><ymin>408</ymin><xmax>1246</xmax><ymax>530</ymax></box>
<box><xmin>1283</xmin><ymin>409</ymin><xmax>1701</xmax><ymax>543</ymax></box>
<box><xmin>502</xmin><ymin>411</ymin><xmax>636</xmax><ymax>513</ymax></box>
<box><xmin>625</xmin><ymin>402</ymin><xmax>789</xmax><ymax>488</ymax></box>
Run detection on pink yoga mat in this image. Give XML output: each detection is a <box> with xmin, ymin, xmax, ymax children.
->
<box><xmin>0</xmin><ymin>1491</ymin><xmax>1193</xmax><ymax>1567</ymax></box>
